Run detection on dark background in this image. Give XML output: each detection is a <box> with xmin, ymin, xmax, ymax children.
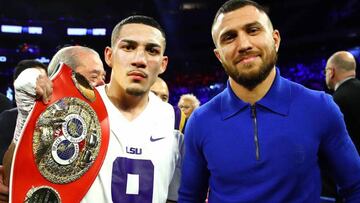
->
<box><xmin>0</xmin><ymin>0</ymin><xmax>359</xmax><ymax>105</ymax></box>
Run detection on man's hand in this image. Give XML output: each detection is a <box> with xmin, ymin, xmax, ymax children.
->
<box><xmin>0</xmin><ymin>165</ymin><xmax>9</xmax><ymax>203</ymax></box>
<box><xmin>35</xmin><ymin>74</ymin><xmax>53</xmax><ymax>104</ymax></box>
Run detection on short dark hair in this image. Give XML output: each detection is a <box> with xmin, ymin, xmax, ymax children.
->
<box><xmin>212</xmin><ymin>0</ymin><xmax>270</xmax><ymax>29</ymax></box>
<box><xmin>111</xmin><ymin>15</ymin><xmax>166</xmax><ymax>48</ymax></box>
<box><xmin>14</xmin><ymin>59</ymin><xmax>47</xmax><ymax>80</ymax></box>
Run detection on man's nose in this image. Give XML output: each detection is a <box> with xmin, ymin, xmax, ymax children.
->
<box><xmin>236</xmin><ymin>32</ymin><xmax>253</xmax><ymax>53</ymax></box>
<box><xmin>131</xmin><ymin>49</ymin><xmax>147</xmax><ymax>68</ymax></box>
<box><xmin>92</xmin><ymin>78</ymin><xmax>105</xmax><ymax>87</ymax></box>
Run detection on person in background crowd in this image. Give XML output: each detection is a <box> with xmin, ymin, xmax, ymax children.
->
<box><xmin>151</xmin><ymin>77</ymin><xmax>170</xmax><ymax>102</ymax></box>
<box><xmin>324</xmin><ymin>51</ymin><xmax>360</xmax><ymax>153</ymax></box>
<box><xmin>0</xmin><ymin>60</ymin><xmax>47</xmax><ymax>165</ymax></box>
<box><xmin>0</xmin><ymin>59</ymin><xmax>47</xmax><ymax>203</ymax></box>
<box><xmin>177</xmin><ymin>93</ymin><xmax>200</xmax><ymax>119</ymax></box>
<box><xmin>47</xmin><ymin>46</ymin><xmax>106</xmax><ymax>87</ymax></box>
<box><xmin>151</xmin><ymin>77</ymin><xmax>186</xmax><ymax>133</ymax></box>
<box><xmin>321</xmin><ymin>51</ymin><xmax>360</xmax><ymax>203</ymax></box>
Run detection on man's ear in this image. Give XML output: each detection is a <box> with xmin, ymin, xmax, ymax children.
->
<box><xmin>104</xmin><ymin>46</ymin><xmax>113</xmax><ymax>68</ymax></box>
<box><xmin>159</xmin><ymin>56</ymin><xmax>168</xmax><ymax>74</ymax></box>
<box><xmin>214</xmin><ymin>48</ymin><xmax>222</xmax><ymax>63</ymax></box>
<box><xmin>273</xmin><ymin>29</ymin><xmax>281</xmax><ymax>52</ymax></box>
<box><xmin>330</xmin><ymin>67</ymin><xmax>336</xmax><ymax>79</ymax></box>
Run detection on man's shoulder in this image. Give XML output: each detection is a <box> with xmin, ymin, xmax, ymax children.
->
<box><xmin>189</xmin><ymin>89</ymin><xmax>223</xmax><ymax>119</ymax></box>
<box><xmin>0</xmin><ymin>107</ymin><xmax>17</xmax><ymax>120</ymax></box>
<box><xmin>94</xmin><ymin>85</ymin><xmax>107</xmax><ymax>102</ymax></box>
<box><xmin>284</xmin><ymin>78</ymin><xmax>328</xmax><ymax>100</ymax></box>
<box><xmin>149</xmin><ymin>92</ymin><xmax>174</xmax><ymax>112</ymax></box>
<box><xmin>336</xmin><ymin>78</ymin><xmax>360</xmax><ymax>93</ymax></box>
<box><xmin>0</xmin><ymin>93</ymin><xmax>12</xmax><ymax>112</ymax></box>
<box><xmin>275</xmin><ymin>77</ymin><xmax>334</xmax><ymax>114</ymax></box>
<box><xmin>148</xmin><ymin>93</ymin><xmax>175</xmax><ymax>126</ymax></box>
<box><xmin>334</xmin><ymin>78</ymin><xmax>360</xmax><ymax>103</ymax></box>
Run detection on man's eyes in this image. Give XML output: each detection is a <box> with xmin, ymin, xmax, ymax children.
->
<box><xmin>221</xmin><ymin>33</ymin><xmax>237</xmax><ymax>43</ymax></box>
<box><xmin>122</xmin><ymin>44</ymin><xmax>135</xmax><ymax>50</ymax></box>
<box><xmin>247</xmin><ymin>27</ymin><xmax>261</xmax><ymax>35</ymax></box>
<box><xmin>147</xmin><ymin>47</ymin><xmax>160</xmax><ymax>55</ymax></box>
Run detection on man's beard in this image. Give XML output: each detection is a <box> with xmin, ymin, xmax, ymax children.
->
<box><xmin>223</xmin><ymin>48</ymin><xmax>278</xmax><ymax>91</ymax></box>
<box><xmin>126</xmin><ymin>87</ymin><xmax>146</xmax><ymax>96</ymax></box>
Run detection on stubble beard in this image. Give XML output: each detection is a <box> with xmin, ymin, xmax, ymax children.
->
<box><xmin>126</xmin><ymin>76</ymin><xmax>157</xmax><ymax>96</ymax></box>
<box><xmin>224</xmin><ymin>47</ymin><xmax>278</xmax><ymax>91</ymax></box>
<box><xmin>126</xmin><ymin>86</ymin><xmax>147</xmax><ymax>96</ymax></box>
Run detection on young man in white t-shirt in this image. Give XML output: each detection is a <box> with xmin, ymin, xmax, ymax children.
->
<box><xmin>3</xmin><ymin>16</ymin><xmax>181</xmax><ymax>203</ymax></box>
<box><xmin>82</xmin><ymin>15</ymin><xmax>181</xmax><ymax>203</ymax></box>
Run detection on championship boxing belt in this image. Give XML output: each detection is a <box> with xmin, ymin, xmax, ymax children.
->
<box><xmin>10</xmin><ymin>64</ymin><xmax>110</xmax><ymax>203</ymax></box>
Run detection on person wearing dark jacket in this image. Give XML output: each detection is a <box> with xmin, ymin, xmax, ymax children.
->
<box><xmin>325</xmin><ymin>51</ymin><xmax>360</xmax><ymax>153</ymax></box>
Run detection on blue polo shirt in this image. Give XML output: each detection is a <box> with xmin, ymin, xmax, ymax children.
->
<box><xmin>179</xmin><ymin>69</ymin><xmax>360</xmax><ymax>203</ymax></box>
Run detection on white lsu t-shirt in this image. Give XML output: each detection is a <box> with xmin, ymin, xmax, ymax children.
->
<box><xmin>82</xmin><ymin>85</ymin><xmax>180</xmax><ymax>203</ymax></box>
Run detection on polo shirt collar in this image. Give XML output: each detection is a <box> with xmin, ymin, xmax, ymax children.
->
<box><xmin>221</xmin><ymin>68</ymin><xmax>291</xmax><ymax>120</ymax></box>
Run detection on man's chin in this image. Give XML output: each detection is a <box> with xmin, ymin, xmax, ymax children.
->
<box><xmin>234</xmin><ymin>68</ymin><xmax>272</xmax><ymax>91</ymax></box>
<box><xmin>237</xmin><ymin>79</ymin><xmax>260</xmax><ymax>91</ymax></box>
<box><xmin>126</xmin><ymin>86</ymin><xmax>146</xmax><ymax>96</ymax></box>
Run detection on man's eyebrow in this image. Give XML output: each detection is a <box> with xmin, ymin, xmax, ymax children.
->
<box><xmin>120</xmin><ymin>39</ymin><xmax>161</xmax><ymax>49</ymax></box>
<box><xmin>120</xmin><ymin>39</ymin><xmax>138</xmax><ymax>45</ymax></box>
<box><xmin>145</xmin><ymin>42</ymin><xmax>161</xmax><ymax>48</ymax></box>
<box><xmin>220</xmin><ymin>29</ymin><xmax>237</xmax><ymax>38</ymax></box>
<box><xmin>221</xmin><ymin>21</ymin><xmax>263</xmax><ymax>34</ymax></box>
<box><xmin>244</xmin><ymin>21</ymin><xmax>263</xmax><ymax>28</ymax></box>
<box><xmin>90</xmin><ymin>69</ymin><xmax>101</xmax><ymax>73</ymax></box>
<box><xmin>219</xmin><ymin>21</ymin><xmax>265</xmax><ymax>39</ymax></box>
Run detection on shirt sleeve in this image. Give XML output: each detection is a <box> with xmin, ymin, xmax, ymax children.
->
<box><xmin>12</xmin><ymin>68</ymin><xmax>41</xmax><ymax>144</ymax></box>
<box><xmin>319</xmin><ymin>94</ymin><xmax>360</xmax><ymax>202</ymax></box>
<box><xmin>178</xmin><ymin>112</ymin><xmax>209</xmax><ymax>203</ymax></box>
<box><xmin>167</xmin><ymin>130</ymin><xmax>184</xmax><ymax>201</ymax></box>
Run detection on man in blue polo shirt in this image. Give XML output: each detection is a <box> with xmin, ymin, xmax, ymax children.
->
<box><xmin>178</xmin><ymin>0</ymin><xmax>360</xmax><ymax>202</ymax></box>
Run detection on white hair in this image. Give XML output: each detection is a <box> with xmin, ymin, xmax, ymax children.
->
<box><xmin>178</xmin><ymin>93</ymin><xmax>200</xmax><ymax>108</ymax></box>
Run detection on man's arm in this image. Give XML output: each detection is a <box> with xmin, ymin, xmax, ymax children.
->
<box><xmin>167</xmin><ymin>130</ymin><xmax>185</xmax><ymax>202</ymax></box>
<box><xmin>178</xmin><ymin>114</ymin><xmax>209</xmax><ymax>203</ymax></box>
